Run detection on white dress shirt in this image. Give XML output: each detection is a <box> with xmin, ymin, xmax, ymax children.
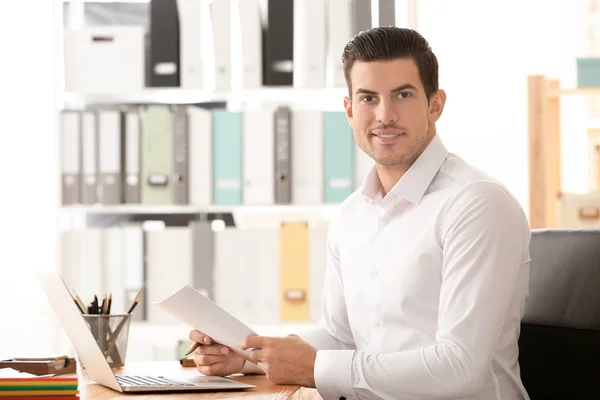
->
<box><xmin>300</xmin><ymin>134</ymin><xmax>531</xmax><ymax>400</ymax></box>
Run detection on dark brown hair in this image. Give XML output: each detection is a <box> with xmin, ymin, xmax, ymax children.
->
<box><xmin>342</xmin><ymin>27</ymin><xmax>439</xmax><ymax>101</ymax></box>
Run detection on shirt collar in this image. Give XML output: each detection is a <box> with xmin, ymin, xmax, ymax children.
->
<box><xmin>359</xmin><ymin>134</ymin><xmax>449</xmax><ymax>205</ymax></box>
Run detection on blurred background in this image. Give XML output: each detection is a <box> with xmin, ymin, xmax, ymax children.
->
<box><xmin>0</xmin><ymin>0</ymin><xmax>598</xmax><ymax>363</ymax></box>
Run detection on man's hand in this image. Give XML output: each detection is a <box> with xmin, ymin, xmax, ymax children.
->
<box><xmin>241</xmin><ymin>334</ymin><xmax>317</xmax><ymax>387</ymax></box>
<box><xmin>189</xmin><ymin>330</ymin><xmax>246</xmax><ymax>377</ymax></box>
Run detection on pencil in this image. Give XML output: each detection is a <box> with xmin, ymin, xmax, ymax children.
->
<box><xmin>107</xmin><ymin>293</ymin><xmax>112</xmax><ymax>315</ymax></box>
<box><xmin>127</xmin><ymin>288</ymin><xmax>142</xmax><ymax>314</ymax></box>
<box><xmin>184</xmin><ymin>342</ymin><xmax>200</xmax><ymax>357</ymax></box>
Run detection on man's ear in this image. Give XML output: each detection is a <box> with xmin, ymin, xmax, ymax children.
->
<box><xmin>344</xmin><ymin>96</ymin><xmax>353</xmax><ymax>125</ymax></box>
<box><xmin>428</xmin><ymin>89</ymin><xmax>446</xmax><ymax>123</ymax></box>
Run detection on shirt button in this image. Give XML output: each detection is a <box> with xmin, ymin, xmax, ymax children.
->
<box><xmin>371</xmin><ymin>269</ymin><xmax>378</xmax><ymax>276</ymax></box>
<box><xmin>375</xmin><ymin>321</ymin><xmax>381</xmax><ymax>328</ymax></box>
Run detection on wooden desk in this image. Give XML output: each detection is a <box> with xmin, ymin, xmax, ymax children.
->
<box><xmin>70</xmin><ymin>361</ymin><xmax>322</xmax><ymax>400</ymax></box>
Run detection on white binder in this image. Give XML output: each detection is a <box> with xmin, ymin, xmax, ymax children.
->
<box><xmin>326</xmin><ymin>0</ymin><xmax>353</xmax><ymax>88</ymax></box>
<box><xmin>124</xmin><ymin>110</ymin><xmax>141</xmax><ymax>204</ymax></box>
<box><xmin>98</xmin><ymin>110</ymin><xmax>122</xmax><ymax>204</ymax></box>
<box><xmin>309</xmin><ymin>223</ymin><xmax>329</xmax><ymax>322</ymax></box>
<box><xmin>213</xmin><ymin>227</ymin><xmax>244</xmax><ymax>321</ymax></box>
<box><xmin>188</xmin><ymin>107</ymin><xmax>213</xmax><ymax>206</ymax></box>
<box><xmin>354</xmin><ymin>145</ymin><xmax>374</xmax><ymax>189</ymax></box>
<box><xmin>81</xmin><ymin>112</ymin><xmax>98</xmax><ymax>204</ymax></box>
<box><xmin>294</xmin><ymin>0</ymin><xmax>326</xmax><ymax>88</ymax></box>
<box><xmin>243</xmin><ymin>110</ymin><xmax>274</xmax><ymax>205</ymax></box>
<box><xmin>146</xmin><ymin>227</ymin><xmax>193</xmax><ymax>324</ymax></box>
<box><xmin>61</xmin><ymin>229</ymin><xmax>104</xmax><ymax>306</ymax></box>
<box><xmin>61</xmin><ymin>111</ymin><xmax>81</xmax><ymax>205</ymax></box>
<box><xmin>122</xmin><ymin>223</ymin><xmax>145</xmax><ymax>321</ymax></box>
<box><xmin>210</xmin><ymin>0</ymin><xmax>232</xmax><ymax>90</ymax></box>
<box><xmin>64</xmin><ymin>26</ymin><xmax>145</xmax><ymax>94</ymax></box>
<box><xmin>102</xmin><ymin>227</ymin><xmax>126</xmax><ymax>315</ymax></box>
<box><xmin>292</xmin><ymin>111</ymin><xmax>324</xmax><ymax>204</ymax></box>
<box><xmin>238</xmin><ymin>0</ymin><xmax>262</xmax><ymax>89</ymax></box>
<box><xmin>177</xmin><ymin>0</ymin><xmax>205</xmax><ymax>89</ymax></box>
<box><xmin>255</xmin><ymin>228</ymin><xmax>280</xmax><ymax>324</ymax></box>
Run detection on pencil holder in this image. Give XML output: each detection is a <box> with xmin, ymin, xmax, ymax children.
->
<box><xmin>83</xmin><ymin>314</ymin><xmax>131</xmax><ymax>368</ymax></box>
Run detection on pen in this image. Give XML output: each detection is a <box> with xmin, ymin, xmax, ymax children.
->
<box><xmin>127</xmin><ymin>288</ymin><xmax>142</xmax><ymax>314</ymax></box>
<box><xmin>184</xmin><ymin>342</ymin><xmax>200</xmax><ymax>357</ymax></box>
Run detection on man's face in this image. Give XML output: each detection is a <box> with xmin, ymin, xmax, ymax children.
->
<box><xmin>344</xmin><ymin>57</ymin><xmax>445</xmax><ymax>168</ymax></box>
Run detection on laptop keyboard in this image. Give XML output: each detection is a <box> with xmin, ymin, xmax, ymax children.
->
<box><xmin>116</xmin><ymin>375</ymin><xmax>195</xmax><ymax>387</ymax></box>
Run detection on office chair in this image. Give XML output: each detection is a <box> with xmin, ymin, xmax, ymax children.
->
<box><xmin>519</xmin><ymin>229</ymin><xmax>600</xmax><ymax>399</ymax></box>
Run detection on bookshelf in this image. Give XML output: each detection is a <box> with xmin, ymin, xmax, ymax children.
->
<box><xmin>528</xmin><ymin>75</ymin><xmax>600</xmax><ymax>229</ymax></box>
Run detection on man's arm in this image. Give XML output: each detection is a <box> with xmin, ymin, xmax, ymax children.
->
<box><xmin>241</xmin><ymin>220</ymin><xmax>355</xmax><ymax>376</ymax></box>
<box><xmin>314</xmin><ymin>182</ymin><xmax>531</xmax><ymax>400</ymax></box>
<box><xmin>298</xmin><ymin>222</ymin><xmax>356</xmax><ymax>351</ymax></box>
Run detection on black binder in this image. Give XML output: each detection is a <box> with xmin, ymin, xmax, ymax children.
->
<box><xmin>263</xmin><ymin>0</ymin><xmax>294</xmax><ymax>86</ymax></box>
<box><xmin>149</xmin><ymin>0</ymin><xmax>180</xmax><ymax>87</ymax></box>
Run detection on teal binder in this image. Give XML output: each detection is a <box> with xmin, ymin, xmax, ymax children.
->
<box><xmin>212</xmin><ymin>109</ymin><xmax>243</xmax><ymax>205</ymax></box>
<box><xmin>323</xmin><ymin>112</ymin><xmax>354</xmax><ymax>203</ymax></box>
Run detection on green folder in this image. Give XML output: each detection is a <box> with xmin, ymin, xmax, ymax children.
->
<box><xmin>323</xmin><ymin>112</ymin><xmax>354</xmax><ymax>203</ymax></box>
<box><xmin>212</xmin><ymin>110</ymin><xmax>243</xmax><ymax>205</ymax></box>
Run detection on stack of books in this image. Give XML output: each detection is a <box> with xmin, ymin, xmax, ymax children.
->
<box><xmin>0</xmin><ymin>370</ymin><xmax>79</xmax><ymax>399</ymax></box>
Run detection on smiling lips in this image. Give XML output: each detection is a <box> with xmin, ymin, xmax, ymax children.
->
<box><xmin>371</xmin><ymin>129</ymin><xmax>406</xmax><ymax>144</ymax></box>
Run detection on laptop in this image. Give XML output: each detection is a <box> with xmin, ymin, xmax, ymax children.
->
<box><xmin>37</xmin><ymin>272</ymin><xmax>255</xmax><ymax>393</ymax></box>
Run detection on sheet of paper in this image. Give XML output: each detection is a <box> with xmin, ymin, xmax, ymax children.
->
<box><xmin>0</xmin><ymin>368</ymin><xmax>38</xmax><ymax>378</ymax></box>
<box><xmin>154</xmin><ymin>284</ymin><xmax>258</xmax><ymax>359</ymax></box>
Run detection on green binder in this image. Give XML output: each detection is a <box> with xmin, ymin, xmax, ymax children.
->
<box><xmin>212</xmin><ymin>109</ymin><xmax>243</xmax><ymax>205</ymax></box>
<box><xmin>323</xmin><ymin>112</ymin><xmax>354</xmax><ymax>203</ymax></box>
<box><xmin>141</xmin><ymin>106</ymin><xmax>174</xmax><ymax>205</ymax></box>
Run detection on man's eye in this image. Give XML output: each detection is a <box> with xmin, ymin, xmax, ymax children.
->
<box><xmin>397</xmin><ymin>92</ymin><xmax>412</xmax><ymax>99</ymax></box>
<box><xmin>361</xmin><ymin>95</ymin><xmax>374</xmax><ymax>102</ymax></box>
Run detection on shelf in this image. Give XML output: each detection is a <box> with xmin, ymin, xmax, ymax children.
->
<box><xmin>551</xmin><ymin>87</ymin><xmax>600</xmax><ymax>97</ymax></box>
<box><xmin>62</xmin><ymin>87</ymin><xmax>349</xmax><ymax>110</ymax></box>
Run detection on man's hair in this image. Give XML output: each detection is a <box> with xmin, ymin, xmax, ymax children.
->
<box><xmin>342</xmin><ymin>27</ymin><xmax>439</xmax><ymax>100</ymax></box>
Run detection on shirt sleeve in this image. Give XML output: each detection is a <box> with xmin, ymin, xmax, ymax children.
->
<box><xmin>314</xmin><ymin>181</ymin><xmax>531</xmax><ymax>400</ymax></box>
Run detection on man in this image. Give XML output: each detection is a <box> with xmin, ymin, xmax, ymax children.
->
<box><xmin>189</xmin><ymin>27</ymin><xmax>531</xmax><ymax>400</ymax></box>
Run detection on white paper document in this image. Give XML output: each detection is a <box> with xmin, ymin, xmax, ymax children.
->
<box><xmin>154</xmin><ymin>284</ymin><xmax>258</xmax><ymax>358</ymax></box>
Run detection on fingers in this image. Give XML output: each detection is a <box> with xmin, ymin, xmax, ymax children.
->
<box><xmin>248</xmin><ymin>348</ymin><xmax>264</xmax><ymax>364</ymax></box>
<box><xmin>242</xmin><ymin>335</ymin><xmax>272</xmax><ymax>350</ymax></box>
<box><xmin>197</xmin><ymin>362</ymin><xmax>226</xmax><ymax>376</ymax></box>
<box><xmin>194</xmin><ymin>354</ymin><xmax>227</xmax><ymax>366</ymax></box>
<box><xmin>189</xmin><ymin>329</ymin><xmax>212</xmax><ymax>345</ymax></box>
<box><xmin>194</xmin><ymin>344</ymin><xmax>231</xmax><ymax>356</ymax></box>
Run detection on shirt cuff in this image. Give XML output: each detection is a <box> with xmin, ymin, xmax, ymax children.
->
<box><xmin>314</xmin><ymin>349</ymin><xmax>357</xmax><ymax>400</ymax></box>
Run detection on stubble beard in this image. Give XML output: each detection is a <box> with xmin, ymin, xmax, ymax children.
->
<box><xmin>367</xmin><ymin>126</ymin><xmax>431</xmax><ymax>167</ymax></box>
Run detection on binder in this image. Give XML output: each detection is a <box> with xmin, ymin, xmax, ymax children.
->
<box><xmin>326</xmin><ymin>0</ymin><xmax>353</xmax><ymax>88</ymax></box>
<box><xmin>188</xmin><ymin>106</ymin><xmax>213</xmax><ymax>206</ymax></box>
<box><xmin>177</xmin><ymin>0</ymin><xmax>204</xmax><ymax>89</ymax></box>
<box><xmin>61</xmin><ymin>229</ymin><xmax>104</xmax><ymax>305</ymax></box>
<box><xmin>190</xmin><ymin>221</ymin><xmax>214</xmax><ymax>300</ymax></box>
<box><xmin>237</xmin><ymin>229</ymin><xmax>261</xmax><ymax>324</ymax></box>
<box><xmin>212</xmin><ymin>109</ymin><xmax>243</xmax><ymax>205</ymax></box>
<box><xmin>122</xmin><ymin>223</ymin><xmax>145</xmax><ymax>321</ymax></box>
<box><xmin>98</xmin><ymin>110</ymin><xmax>122</xmax><ymax>205</ymax></box>
<box><xmin>355</xmin><ymin>145</ymin><xmax>374</xmax><ymax>189</ymax></box>
<box><xmin>264</xmin><ymin>0</ymin><xmax>294</xmax><ymax>86</ymax></box>
<box><xmin>63</xmin><ymin>26</ymin><xmax>145</xmax><ymax>94</ymax></box>
<box><xmin>323</xmin><ymin>112</ymin><xmax>354</xmax><ymax>203</ymax></box>
<box><xmin>210</xmin><ymin>0</ymin><xmax>232</xmax><ymax>90</ymax></box>
<box><xmin>123</xmin><ymin>110</ymin><xmax>141</xmax><ymax>204</ymax></box>
<box><xmin>292</xmin><ymin>111</ymin><xmax>323</xmax><ymax>204</ymax></box>
<box><xmin>309</xmin><ymin>223</ymin><xmax>329</xmax><ymax>322</ymax></box>
<box><xmin>254</xmin><ymin>228</ymin><xmax>279</xmax><ymax>324</ymax></box>
<box><xmin>279</xmin><ymin>222</ymin><xmax>310</xmax><ymax>322</ymax></box>
<box><xmin>213</xmin><ymin>227</ymin><xmax>243</xmax><ymax>319</ymax></box>
<box><xmin>102</xmin><ymin>227</ymin><xmax>125</xmax><ymax>316</ymax></box>
<box><xmin>378</xmin><ymin>0</ymin><xmax>395</xmax><ymax>27</ymax></box>
<box><xmin>81</xmin><ymin>111</ymin><xmax>98</xmax><ymax>204</ymax></box>
<box><xmin>141</xmin><ymin>106</ymin><xmax>174</xmax><ymax>204</ymax></box>
<box><xmin>238</xmin><ymin>0</ymin><xmax>262</xmax><ymax>89</ymax></box>
<box><xmin>353</xmin><ymin>0</ymin><xmax>372</xmax><ymax>34</ymax></box>
<box><xmin>149</xmin><ymin>0</ymin><xmax>181</xmax><ymax>87</ymax></box>
<box><xmin>243</xmin><ymin>110</ymin><xmax>275</xmax><ymax>205</ymax></box>
<box><xmin>293</xmin><ymin>0</ymin><xmax>326</xmax><ymax>88</ymax></box>
<box><xmin>274</xmin><ymin>106</ymin><xmax>292</xmax><ymax>204</ymax></box>
<box><xmin>146</xmin><ymin>227</ymin><xmax>193</xmax><ymax>324</ymax></box>
<box><xmin>172</xmin><ymin>106</ymin><xmax>189</xmax><ymax>205</ymax></box>
<box><xmin>60</xmin><ymin>111</ymin><xmax>81</xmax><ymax>205</ymax></box>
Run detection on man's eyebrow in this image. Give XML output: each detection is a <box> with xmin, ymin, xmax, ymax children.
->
<box><xmin>354</xmin><ymin>84</ymin><xmax>419</xmax><ymax>96</ymax></box>
<box><xmin>391</xmin><ymin>84</ymin><xmax>418</xmax><ymax>92</ymax></box>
